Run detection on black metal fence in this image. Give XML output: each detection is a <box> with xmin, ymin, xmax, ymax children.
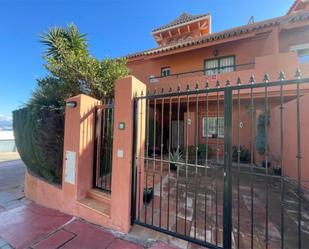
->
<box><xmin>132</xmin><ymin>70</ymin><xmax>309</xmax><ymax>249</ymax></box>
<box><xmin>93</xmin><ymin>98</ymin><xmax>114</xmax><ymax>193</ymax></box>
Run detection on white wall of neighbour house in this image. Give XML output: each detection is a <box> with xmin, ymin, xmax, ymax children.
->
<box><xmin>0</xmin><ymin>130</ymin><xmax>16</xmax><ymax>152</ymax></box>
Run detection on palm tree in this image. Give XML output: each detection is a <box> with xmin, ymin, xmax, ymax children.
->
<box><xmin>40</xmin><ymin>24</ymin><xmax>87</xmax><ymax>60</ymax></box>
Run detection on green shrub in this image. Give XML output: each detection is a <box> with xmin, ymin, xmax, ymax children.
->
<box><xmin>187</xmin><ymin>144</ymin><xmax>212</xmax><ymax>162</ymax></box>
<box><xmin>232</xmin><ymin>145</ymin><xmax>251</xmax><ymax>163</ymax></box>
<box><xmin>198</xmin><ymin>144</ymin><xmax>213</xmax><ymax>159</ymax></box>
<box><xmin>13</xmin><ymin>107</ymin><xmax>64</xmax><ymax>184</ymax></box>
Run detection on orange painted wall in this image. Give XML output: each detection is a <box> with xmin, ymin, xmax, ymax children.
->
<box><xmin>128</xmin><ymin>31</ymin><xmax>274</xmax><ymax>84</ymax></box>
<box><xmin>279</xmin><ymin>26</ymin><xmax>309</xmax><ymax>53</ymax></box>
<box><xmin>268</xmin><ymin>93</ymin><xmax>309</xmax><ymax>189</ymax></box>
<box><xmin>127</xmin><ymin>25</ymin><xmax>309</xmax><ymax>93</ymax></box>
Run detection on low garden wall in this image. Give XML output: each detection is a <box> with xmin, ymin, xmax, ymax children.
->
<box><xmin>23</xmin><ymin>76</ymin><xmax>146</xmax><ymax>233</ymax></box>
<box><xmin>24</xmin><ymin>171</ymin><xmax>62</xmax><ymax>211</ymax></box>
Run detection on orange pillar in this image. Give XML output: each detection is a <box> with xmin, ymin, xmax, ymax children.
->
<box><xmin>110</xmin><ymin>76</ymin><xmax>146</xmax><ymax>232</ymax></box>
<box><xmin>61</xmin><ymin>94</ymin><xmax>100</xmax><ymax>213</ymax></box>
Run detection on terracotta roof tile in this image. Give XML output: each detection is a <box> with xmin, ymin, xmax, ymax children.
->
<box><xmin>152</xmin><ymin>12</ymin><xmax>209</xmax><ymax>33</ymax></box>
<box><xmin>127</xmin><ymin>11</ymin><xmax>309</xmax><ymax>59</ymax></box>
<box><xmin>288</xmin><ymin>0</ymin><xmax>300</xmax><ymax>15</ymax></box>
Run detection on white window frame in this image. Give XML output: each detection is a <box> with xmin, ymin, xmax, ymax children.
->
<box><xmin>204</xmin><ymin>56</ymin><xmax>236</xmax><ymax>76</ymax></box>
<box><xmin>202</xmin><ymin>117</ymin><xmax>224</xmax><ymax>138</ymax></box>
<box><xmin>290</xmin><ymin>43</ymin><xmax>309</xmax><ymax>64</ymax></box>
<box><xmin>161</xmin><ymin>67</ymin><xmax>171</xmax><ymax>77</ymax></box>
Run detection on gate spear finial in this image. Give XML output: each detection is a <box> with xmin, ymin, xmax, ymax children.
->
<box><xmin>279</xmin><ymin>70</ymin><xmax>285</xmax><ymax>81</ymax></box>
<box><xmin>226</xmin><ymin>78</ymin><xmax>231</xmax><ymax>87</ymax></box>
<box><xmin>216</xmin><ymin>80</ymin><xmax>220</xmax><ymax>88</ymax></box>
<box><xmin>295</xmin><ymin>68</ymin><xmax>302</xmax><ymax>79</ymax></box>
<box><xmin>249</xmin><ymin>74</ymin><xmax>255</xmax><ymax>84</ymax></box>
<box><xmin>263</xmin><ymin>73</ymin><xmax>270</xmax><ymax>83</ymax></box>
<box><xmin>237</xmin><ymin>77</ymin><xmax>242</xmax><ymax>85</ymax></box>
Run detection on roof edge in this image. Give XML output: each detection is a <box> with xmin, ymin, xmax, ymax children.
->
<box><xmin>127</xmin><ymin>11</ymin><xmax>309</xmax><ymax>60</ymax></box>
<box><xmin>151</xmin><ymin>13</ymin><xmax>211</xmax><ymax>34</ymax></box>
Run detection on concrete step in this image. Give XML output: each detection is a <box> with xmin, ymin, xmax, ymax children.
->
<box><xmin>78</xmin><ymin>197</ymin><xmax>111</xmax><ymax>217</ymax></box>
<box><xmin>87</xmin><ymin>189</ymin><xmax>111</xmax><ymax>204</ymax></box>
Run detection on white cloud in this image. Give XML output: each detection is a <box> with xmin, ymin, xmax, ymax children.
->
<box><xmin>0</xmin><ymin>114</ymin><xmax>12</xmax><ymax>122</ymax></box>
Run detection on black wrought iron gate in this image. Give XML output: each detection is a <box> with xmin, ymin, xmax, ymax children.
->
<box><xmin>132</xmin><ymin>71</ymin><xmax>309</xmax><ymax>249</ymax></box>
<box><xmin>93</xmin><ymin>98</ymin><xmax>114</xmax><ymax>192</ymax></box>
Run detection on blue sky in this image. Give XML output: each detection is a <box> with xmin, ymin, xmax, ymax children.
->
<box><xmin>0</xmin><ymin>0</ymin><xmax>294</xmax><ymax>118</ymax></box>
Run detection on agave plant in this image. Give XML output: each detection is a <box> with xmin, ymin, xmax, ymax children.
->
<box><xmin>169</xmin><ymin>149</ymin><xmax>184</xmax><ymax>171</ymax></box>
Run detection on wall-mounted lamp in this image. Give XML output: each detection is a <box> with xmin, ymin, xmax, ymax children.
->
<box><xmin>213</xmin><ymin>49</ymin><xmax>219</xmax><ymax>57</ymax></box>
<box><xmin>66</xmin><ymin>101</ymin><xmax>77</xmax><ymax>108</ymax></box>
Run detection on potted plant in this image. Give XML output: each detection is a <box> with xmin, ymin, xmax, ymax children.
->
<box><xmin>169</xmin><ymin>149</ymin><xmax>183</xmax><ymax>171</ymax></box>
<box><xmin>143</xmin><ymin>187</ymin><xmax>154</xmax><ymax>204</ymax></box>
<box><xmin>232</xmin><ymin>145</ymin><xmax>251</xmax><ymax>164</ymax></box>
<box><xmin>261</xmin><ymin>160</ymin><xmax>271</xmax><ymax>168</ymax></box>
<box><xmin>272</xmin><ymin>155</ymin><xmax>282</xmax><ymax>176</ymax></box>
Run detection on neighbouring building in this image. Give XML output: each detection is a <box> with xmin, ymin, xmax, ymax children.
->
<box><xmin>0</xmin><ymin>130</ymin><xmax>16</xmax><ymax>153</ymax></box>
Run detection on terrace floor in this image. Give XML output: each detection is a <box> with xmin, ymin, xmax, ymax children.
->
<box><xmin>137</xmin><ymin>161</ymin><xmax>309</xmax><ymax>249</ymax></box>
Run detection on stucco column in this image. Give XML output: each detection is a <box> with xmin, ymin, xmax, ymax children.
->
<box><xmin>61</xmin><ymin>94</ymin><xmax>100</xmax><ymax>213</ymax></box>
<box><xmin>111</xmin><ymin>76</ymin><xmax>146</xmax><ymax>232</ymax></box>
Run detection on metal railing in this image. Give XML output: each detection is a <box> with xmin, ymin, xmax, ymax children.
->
<box><xmin>132</xmin><ymin>69</ymin><xmax>309</xmax><ymax>249</ymax></box>
<box><xmin>149</xmin><ymin>62</ymin><xmax>255</xmax><ymax>83</ymax></box>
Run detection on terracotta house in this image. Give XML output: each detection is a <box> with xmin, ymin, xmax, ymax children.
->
<box><xmin>126</xmin><ymin>0</ymin><xmax>309</xmax><ymax>178</ymax></box>
<box><xmin>23</xmin><ymin>1</ymin><xmax>309</xmax><ymax>248</ymax></box>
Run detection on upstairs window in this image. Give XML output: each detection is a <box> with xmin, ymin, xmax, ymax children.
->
<box><xmin>204</xmin><ymin>56</ymin><xmax>235</xmax><ymax>76</ymax></box>
<box><xmin>202</xmin><ymin>117</ymin><xmax>224</xmax><ymax>138</ymax></box>
<box><xmin>290</xmin><ymin>43</ymin><xmax>309</xmax><ymax>64</ymax></box>
<box><xmin>299</xmin><ymin>49</ymin><xmax>309</xmax><ymax>64</ymax></box>
<box><xmin>161</xmin><ymin>67</ymin><xmax>171</xmax><ymax>77</ymax></box>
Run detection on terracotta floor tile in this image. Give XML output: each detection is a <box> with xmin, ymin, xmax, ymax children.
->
<box><xmin>62</xmin><ymin>220</ymin><xmax>115</xmax><ymax>249</ymax></box>
<box><xmin>32</xmin><ymin>230</ymin><xmax>75</xmax><ymax>249</ymax></box>
<box><xmin>107</xmin><ymin>239</ymin><xmax>143</xmax><ymax>249</ymax></box>
<box><xmin>0</xmin><ymin>203</ymin><xmax>72</xmax><ymax>249</ymax></box>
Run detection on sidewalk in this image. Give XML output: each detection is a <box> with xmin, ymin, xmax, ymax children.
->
<box><xmin>0</xmin><ymin>202</ymin><xmax>177</xmax><ymax>249</ymax></box>
<box><xmin>0</xmin><ymin>161</ymin><xmax>178</xmax><ymax>249</ymax></box>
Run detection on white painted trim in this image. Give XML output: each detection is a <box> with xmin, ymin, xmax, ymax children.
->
<box><xmin>290</xmin><ymin>43</ymin><xmax>309</xmax><ymax>51</ymax></box>
<box><xmin>209</xmin><ymin>15</ymin><xmax>212</xmax><ymax>34</ymax></box>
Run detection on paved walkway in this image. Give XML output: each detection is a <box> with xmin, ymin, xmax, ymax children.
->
<box><xmin>0</xmin><ymin>160</ymin><xmax>28</xmax><ymax>213</ymax></box>
<box><xmin>0</xmin><ymin>160</ymin><xmax>180</xmax><ymax>249</ymax></box>
<box><xmin>0</xmin><ymin>203</ymin><xmax>177</xmax><ymax>249</ymax></box>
